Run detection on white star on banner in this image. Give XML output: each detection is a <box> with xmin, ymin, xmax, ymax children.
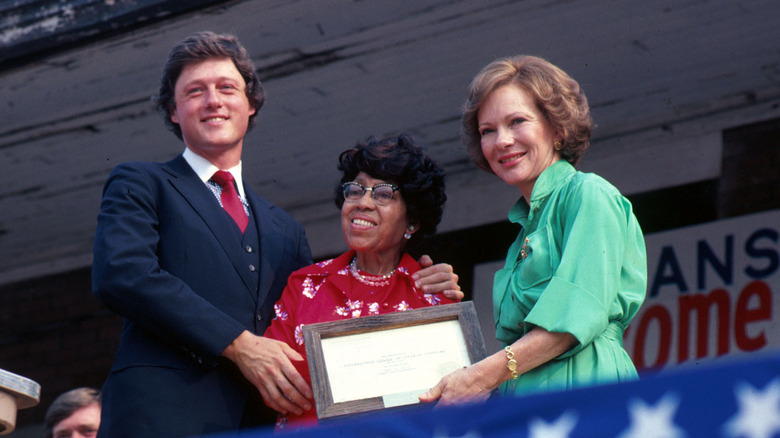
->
<box><xmin>528</xmin><ymin>410</ymin><xmax>578</xmax><ymax>438</ymax></box>
<box><xmin>618</xmin><ymin>393</ymin><xmax>685</xmax><ymax>438</ymax></box>
<box><xmin>723</xmin><ymin>378</ymin><xmax>780</xmax><ymax>438</ymax></box>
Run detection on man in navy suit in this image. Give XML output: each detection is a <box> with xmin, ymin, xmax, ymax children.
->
<box><xmin>92</xmin><ymin>32</ymin><xmax>461</xmax><ymax>438</ymax></box>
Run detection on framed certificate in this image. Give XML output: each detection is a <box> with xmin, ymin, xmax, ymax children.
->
<box><xmin>302</xmin><ymin>301</ymin><xmax>487</xmax><ymax>420</ymax></box>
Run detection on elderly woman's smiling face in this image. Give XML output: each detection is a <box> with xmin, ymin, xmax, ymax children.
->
<box><xmin>341</xmin><ymin>172</ymin><xmax>409</xmax><ymax>260</ymax></box>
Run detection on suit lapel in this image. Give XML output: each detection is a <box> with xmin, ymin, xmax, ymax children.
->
<box><xmin>163</xmin><ymin>156</ymin><xmax>257</xmax><ymax>300</ymax></box>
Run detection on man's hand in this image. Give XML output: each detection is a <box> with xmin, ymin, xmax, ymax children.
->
<box><xmin>222</xmin><ymin>330</ymin><xmax>312</xmax><ymax>415</ymax></box>
<box><xmin>413</xmin><ymin>254</ymin><xmax>464</xmax><ymax>300</ymax></box>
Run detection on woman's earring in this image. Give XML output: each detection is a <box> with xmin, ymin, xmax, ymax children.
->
<box><xmin>404</xmin><ymin>225</ymin><xmax>415</xmax><ymax>240</ymax></box>
<box><xmin>554</xmin><ymin>141</ymin><xmax>562</xmax><ymax>151</ymax></box>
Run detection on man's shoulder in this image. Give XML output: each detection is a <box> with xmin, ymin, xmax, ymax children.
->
<box><xmin>101</xmin><ymin>157</ymin><xmax>194</xmax><ymax>199</ymax></box>
<box><xmin>106</xmin><ymin>156</ymin><xmax>190</xmax><ymax>182</ymax></box>
<box><xmin>111</xmin><ymin>155</ymin><xmax>182</xmax><ymax>173</ymax></box>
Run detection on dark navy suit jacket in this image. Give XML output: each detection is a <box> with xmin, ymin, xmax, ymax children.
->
<box><xmin>92</xmin><ymin>155</ymin><xmax>312</xmax><ymax>437</ymax></box>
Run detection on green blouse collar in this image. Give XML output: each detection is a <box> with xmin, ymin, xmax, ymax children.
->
<box><xmin>508</xmin><ymin>159</ymin><xmax>575</xmax><ymax>225</ymax></box>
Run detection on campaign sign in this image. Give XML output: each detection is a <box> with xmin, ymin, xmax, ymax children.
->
<box><xmin>624</xmin><ymin>209</ymin><xmax>780</xmax><ymax>372</ymax></box>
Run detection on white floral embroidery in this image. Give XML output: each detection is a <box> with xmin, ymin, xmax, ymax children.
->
<box><xmin>336</xmin><ymin>299</ymin><xmax>363</xmax><ymax>318</ymax></box>
<box><xmin>348</xmin><ymin>299</ymin><xmax>363</xmax><ymax>318</ymax></box>
<box><xmin>302</xmin><ymin>276</ymin><xmax>325</xmax><ymax>299</ymax></box>
<box><xmin>395</xmin><ymin>301</ymin><xmax>411</xmax><ymax>311</ymax></box>
<box><xmin>337</xmin><ymin>266</ymin><xmax>349</xmax><ymax>276</ymax></box>
<box><xmin>294</xmin><ymin>324</ymin><xmax>304</xmax><ymax>345</ymax></box>
<box><xmin>274</xmin><ymin>303</ymin><xmax>288</xmax><ymax>320</ymax></box>
<box><xmin>424</xmin><ymin>294</ymin><xmax>441</xmax><ymax>306</ymax></box>
<box><xmin>315</xmin><ymin>258</ymin><xmax>335</xmax><ymax>268</ymax></box>
<box><xmin>368</xmin><ymin>302</ymin><xmax>380</xmax><ymax>315</ymax></box>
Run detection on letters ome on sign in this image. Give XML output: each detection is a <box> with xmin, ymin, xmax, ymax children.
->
<box><xmin>624</xmin><ymin>209</ymin><xmax>780</xmax><ymax>372</ymax></box>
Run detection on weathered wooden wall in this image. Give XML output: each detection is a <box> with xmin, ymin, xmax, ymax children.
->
<box><xmin>1</xmin><ymin>0</ymin><xmax>779</xmax><ymax>285</ymax></box>
<box><xmin>0</xmin><ymin>0</ymin><xmax>223</xmax><ymax>67</ymax></box>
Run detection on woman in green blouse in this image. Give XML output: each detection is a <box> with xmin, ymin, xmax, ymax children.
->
<box><xmin>421</xmin><ymin>55</ymin><xmax>647</xmax><ymax>405</ymax></box>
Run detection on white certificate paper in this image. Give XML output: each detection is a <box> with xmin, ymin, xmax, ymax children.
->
<box><xmin>320</xmin><ymin>319</ymin><xmax>471</xmax><ymax>405</ymax></box>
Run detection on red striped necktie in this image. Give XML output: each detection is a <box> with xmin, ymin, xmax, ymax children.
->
<box><xmin>211</xmin><ymin>170</ymin><xmax>248</xmax><ymax>233</ymax></box>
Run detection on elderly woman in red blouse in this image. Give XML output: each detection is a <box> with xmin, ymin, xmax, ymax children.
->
<box><xmin>264</xmin><ymin>134</ymin><xmax>459</xmax><ymax>429</ymax></box>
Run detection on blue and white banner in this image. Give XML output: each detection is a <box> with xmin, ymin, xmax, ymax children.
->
<box><xmin>209</xmin><ymin>351</ymin><xmax>780</xmax><ymax>437</ymax></box>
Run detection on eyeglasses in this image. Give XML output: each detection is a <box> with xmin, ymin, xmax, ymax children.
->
<box><xmin>341</xmin><ymin>182</ymin><xmax>399</xmax><ymax>206</ymax></box>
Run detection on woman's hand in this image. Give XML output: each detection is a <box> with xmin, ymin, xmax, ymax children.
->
<box><xmin>413</xmin><ymin>254</ymin><xmax>464</xmax><ymax>300</ymax></box>
<box><xmin>420</xmin><ymin>328</ymin><xmax>577</xmax><ymax>407</ymax></box>
<box><xmin>418</xmin><ymin>361</ymin><xmax>495</xmax><ymax>406</ymax></box>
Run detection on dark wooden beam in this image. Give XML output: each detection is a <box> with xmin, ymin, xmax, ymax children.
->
<box><xmin>0</xmin><ymin>0</ymin><xmax>226</xmax><ymax>69</ymax></box>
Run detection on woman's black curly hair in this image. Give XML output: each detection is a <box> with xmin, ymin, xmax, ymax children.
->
<box><xmin>335</xmin><ymin>134</ymin><xmax>446</xmax><ymax>245</ymax></box>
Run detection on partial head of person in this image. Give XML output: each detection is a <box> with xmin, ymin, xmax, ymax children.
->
<box><xmin>335</xmin><ymin>134</ymin><xmax>446</xmax><ymax>257</ymax></box>
<box><xmin>44</xmin><ymin>387</ymin><xmax>101</xmax><ymax>438</ymax></box>
<box><xmin>461</xmin><ymin>55</ymin><xmax>593</xmax><ymax>175</ymax></box>
<box><xmin>153</xmin><ymin>31</ymin><xmax>265</xmax><ymax>142</ymax></box>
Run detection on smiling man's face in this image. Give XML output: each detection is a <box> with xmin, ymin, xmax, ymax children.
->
<box><xmin>171</xmin><ymin>57</ymin><xmax>256</xmax><ymax>163</ymax></box>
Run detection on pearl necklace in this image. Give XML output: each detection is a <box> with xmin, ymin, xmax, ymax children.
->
<box><xmin>349</xmin><ymin>257</ymin><xmax>395</xmax><ymax>287</ymax></box>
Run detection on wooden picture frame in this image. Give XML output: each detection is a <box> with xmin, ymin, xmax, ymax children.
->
<box><xmin>302</xmin><ymin>301</ymin><xmax>487</xmax><ymax>421</ymax></box>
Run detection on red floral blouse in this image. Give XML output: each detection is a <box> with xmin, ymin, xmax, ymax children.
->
<box><xmin>263</xmin><ymin>249</ymin><xmax>457</xmax><ymax>429</ymax></box>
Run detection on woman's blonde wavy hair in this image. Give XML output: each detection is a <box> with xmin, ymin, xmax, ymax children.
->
<box><xmin>462</xmin><ymin>55</ymin><xmax>593</xmax><ymax>172</ymax></box>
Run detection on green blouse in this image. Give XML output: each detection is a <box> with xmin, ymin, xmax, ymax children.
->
<box><xmin>493</xmin><ymin>160</ymin><xmax>647</xmax><ymax>395</ymax></box>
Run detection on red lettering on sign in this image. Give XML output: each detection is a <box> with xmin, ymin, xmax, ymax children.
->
<box><xmin>679</xmin><ymin>288</ymin><xmax>730</xmax><ymax>362</ymax></box>
<box><xmin>735</xmin><ymin>280</ymin><xmax>772</xmax><ymax>351</ymax></box>
<box><xmin>632</xmin><ymin>281</ymin><xmax>773</xmax><ymax>372</ymax></box>
<box><xmin>633</xmin><ymin>304</ymin><xmax>672</xmax><ymax>370</ymax></box>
